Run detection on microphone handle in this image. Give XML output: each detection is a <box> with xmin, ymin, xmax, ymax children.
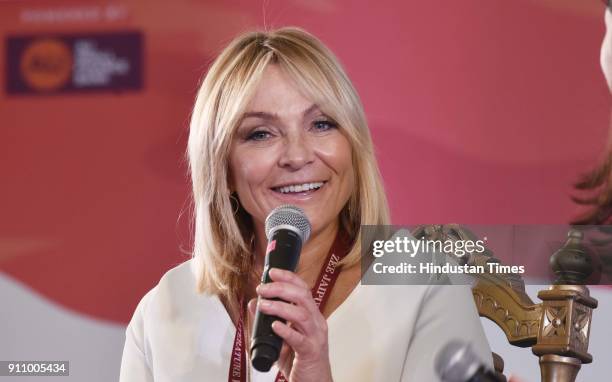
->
<box><xmin>250</xmin><ymin>229</ymin><xmax>302</xmax><ymax>372</ymax></box>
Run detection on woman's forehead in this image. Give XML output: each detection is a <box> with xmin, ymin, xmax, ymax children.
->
<box><xmin>245</xmin><ymin>65</ymin><xmax>315</xmax><ymax>111</ymax></box>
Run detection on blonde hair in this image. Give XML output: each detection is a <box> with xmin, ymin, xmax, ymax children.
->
<box><xmin>187</xmin><ymin>27</ymin><xmax>390</xmax><ymax>308</ymax></box>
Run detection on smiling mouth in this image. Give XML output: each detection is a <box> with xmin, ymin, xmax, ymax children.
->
<box><xmin>271</xmin><ymin>181</ymin><xmax>327</xmax><ymax>194</ymax></box>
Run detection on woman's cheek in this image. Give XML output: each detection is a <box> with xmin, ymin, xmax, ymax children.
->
<box><xmin>315</xmin><ymin>132</ymin><xmax>352</xmax><ymax>164</ymax></box>
<box><xmin>230</xmin><ymin>147</ymin><xmax>273</xmax><ymax>206</ymax></box>
<box><xmin>316</xmin><ymin>137</ymin><xmax>355</xmax><ymax>198</ymax></box>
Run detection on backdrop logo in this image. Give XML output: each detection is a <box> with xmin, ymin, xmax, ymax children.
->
<box><xmin>5</xmin><ymin>31</ymin><xmax>143</xmax><ymax>95</ymax></box>
<box><xmin>20</xmin><ymin>38</ymin><xmax>72</xmax><ymax>92</ymax></box>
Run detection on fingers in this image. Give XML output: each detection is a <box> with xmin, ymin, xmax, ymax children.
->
<box><xmin>271</xmin><ymin>320</ymin><xmax>329</xmax><ymax>363</ymax></box>
<box><xmin>256</xmin><ymin>268</ymin><xmax>325</xmax><ymax>334</ymax></box>
<box><xmin>276</xmin><ymin>341</ymin><xmax>294</xmax><ymax>377</ymax></box>
<box><xmin>272</xmin><ymin>320</ymin><xmax>312</xmax><ymax>355</ymax></box>
<box><xmin>257</xmin><ymin>298</ymin><xmax>317</xmax><ymax>334</ymax></box>
<box><xmin>268</xmin><ymin>268</ymin><xmax>309</xmax><ymax>289</ymax></box>
<box><xmin>256</xmin><ymin>283</ymin><xmax>315</xmax><ymax>313</ymax></box>
<box><xmin>256</xmin><ymin>268</ymin><xmax>318</xmax><ymax>314</ymax></box>
<box><xmin>254</xmin><ymin>268</ymin><xmax>329</xmax><ymax>359</ymax></box>
<box><xmin>254</xmin><ymin>268</ymin><xmax>332</xmax><ymax>379</ymax></box>
<box><xmin>247</xmin><ymin>298</ymin><xmax>257</xmax><ymax>317</ymax></box>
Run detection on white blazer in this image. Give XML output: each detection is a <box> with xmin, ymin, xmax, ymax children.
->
<box><xmin>120</xmin><ymin>259</ymin><xmax>492</xmax><ymax>381</ymax></box>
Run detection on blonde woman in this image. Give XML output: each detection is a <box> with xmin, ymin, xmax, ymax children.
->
<box><xmin>119</xmin><ymin>27</ymin><xmax>492</xmax><ymax>381</ymax></box>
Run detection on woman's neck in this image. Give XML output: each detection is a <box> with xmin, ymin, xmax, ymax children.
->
<box><xmin>250</xmin><ymin>220</ymin><xmax>340</xmax><ymax>294</ymax></box>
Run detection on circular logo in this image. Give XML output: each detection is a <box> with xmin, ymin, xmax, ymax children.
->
<box><xmin>20</xmin><ymin>38</ymin><xmax>72</xmax><ymax>91</ymax></box>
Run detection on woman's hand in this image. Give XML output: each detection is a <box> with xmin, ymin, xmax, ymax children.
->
<box><xmin>248</xmin><ymin>268</ymin><xmax>333</xmax><ymax>382</ymax></box>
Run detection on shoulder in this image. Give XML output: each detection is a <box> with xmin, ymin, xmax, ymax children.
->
<box><xmin>127</xmin><ymin>258</ymin><xmax>222</xmax><ymax>331</ymax></box>
<box><xmin>358</xmin><ymin>283</ymin><xmax>486</xmax><ymax>338</ymax></box>
<box><xmin>122</xmin><ymin>259</ymin><xmax>233</xmax><ymax>380</ymax></box>
<box><xmin>147</xmin><ymin>258</ymin><xmax>198</xmax><ymax>310</ymax></box>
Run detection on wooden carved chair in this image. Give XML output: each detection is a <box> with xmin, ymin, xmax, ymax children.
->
<box><xmin>412</xmin><ymin>225</ymin><xmax>598</xmax><ymax>382</ymax></box>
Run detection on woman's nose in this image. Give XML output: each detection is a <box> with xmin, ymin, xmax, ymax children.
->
<box><xmin>278</xmin><ymin>132</ymin><xmax>315</xmax><ymax>170</ymax></box>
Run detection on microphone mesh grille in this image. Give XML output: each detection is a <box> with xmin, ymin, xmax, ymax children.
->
<box><xmin>265</xmin><ymin>205</ymin><xmax>311</xmax><ymax>243</ymax></box>
<box><xmin>435</xmin><ymin>340</ymin><xmax>481</xmax><ymax>382</ymax></box>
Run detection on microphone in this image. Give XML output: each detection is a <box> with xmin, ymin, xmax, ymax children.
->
<box><xmin>250</xmin><ymin>205</ymin><xmax>311</xmax><ymax>372</ymax></box>
<box><xmin>435</xmin><ymin>340</ymin><xmax>503</xmax><ymax>382</ymax></box>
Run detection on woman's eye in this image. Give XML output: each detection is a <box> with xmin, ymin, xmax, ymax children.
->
<box><xmin>246</xmin><ymin>130</ymin><xmax>271</xmax><ymax>141</ymax></box>
<box><xmin>313</xmin><ymin>119</ymin><xmax>337</xmax><ymax>132</ymax></box>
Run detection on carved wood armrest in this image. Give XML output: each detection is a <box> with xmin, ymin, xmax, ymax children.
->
<box><xmin>413</xmin><ymin>225</ymin><xmax>598</xmax><ymax>382</ymax></box>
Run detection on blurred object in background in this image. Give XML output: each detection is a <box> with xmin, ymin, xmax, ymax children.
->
<box><xmin>572</xmin><ymin>154</ymin><xmax>612</xmax><ymax>224</ymax></box>
<box><xmin>573</xmin><ymin>7</ymin><xmax>612</xmax><ymax>225</ymax></box>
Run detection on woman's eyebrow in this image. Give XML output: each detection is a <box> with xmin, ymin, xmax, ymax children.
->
<box><xmin>241</xmin><ymin>104</ymin><xmax>320</xmax><ymax>121</ymax></box>
<box><xmin>241</xmin><ymin>111</ymin><xmax>278</xmax><ymax>120</ymax></box>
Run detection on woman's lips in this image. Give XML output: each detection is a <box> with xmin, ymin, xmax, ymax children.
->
<box><xmin>271</xmin><ymin>181</ymin><xmax>326</xmax><ymax>193</ymax></box>
<box><xmin>270</xmin><ymin>181</ymin><xmax>327</xmax><ymax>201</ymax></box>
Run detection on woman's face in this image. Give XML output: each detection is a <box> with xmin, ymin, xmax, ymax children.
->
<box><xmin>229</xmin><ymin>64</ymin><xmax>355</xmax><ymax>238</ymax></box>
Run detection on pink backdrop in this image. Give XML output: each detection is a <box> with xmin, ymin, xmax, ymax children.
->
<box><xmin>0</xmin><ymin>0</ymin><xmax>609</xmax><ymax>326</ymax></box>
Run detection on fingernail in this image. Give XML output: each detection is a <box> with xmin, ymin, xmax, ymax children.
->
<box><xmin>259</xmin><ymin>299</ymin><xmax>271</xmax><ymax>308</ymax></box>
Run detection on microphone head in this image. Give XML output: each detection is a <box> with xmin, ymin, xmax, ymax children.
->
<box><xmin>265</xmin><ymin>205</ymin><xmax>311</xmax><ymax>243</ymax></box>
<box><xmin>435</xmin><ymin>340</ymin><xmax>482</xmax><ymax>382</ymax></box>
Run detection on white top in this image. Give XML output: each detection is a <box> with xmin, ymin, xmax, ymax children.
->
<box><xmin>120</xmin><ymin>259</ymin><xmax>492</xmax><ymax>381</ymax></box>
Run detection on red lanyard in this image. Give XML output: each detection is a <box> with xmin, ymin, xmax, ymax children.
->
<box><xmin>228</xmin><ymin>232</ymin><xmax>349</xmax><ymax>382</ymax></box>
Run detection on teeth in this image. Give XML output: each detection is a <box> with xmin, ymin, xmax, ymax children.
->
<box><xmin>277</xmin><ymin>182</ymin><xmax>324</xmax><ymax>194</ymax></box>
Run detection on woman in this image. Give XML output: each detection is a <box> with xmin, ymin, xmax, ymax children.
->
<box><xmin>119</xmin><ymin>27</ymin><xmax>492</xmax><ymax>381</ymax></box>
